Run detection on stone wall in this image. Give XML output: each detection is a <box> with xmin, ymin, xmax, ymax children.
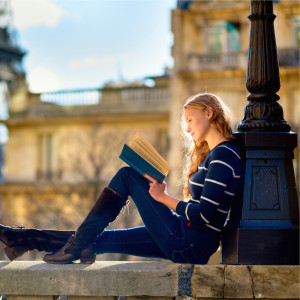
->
<box><xmin>0</xmin><ymin>261</ymin><xmax>299</xmax><ymax>299</ymax></box>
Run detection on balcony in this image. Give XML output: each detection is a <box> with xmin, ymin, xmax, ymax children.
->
<box><xmin>39</xmin><ymin>86</ymin><xmax>170</xmax><ymax>107</ymax></box>
<box><xmin>120</xmin><ymin>86</ymin><xmax>170</xmax><ymax>104</ymax></box>
<box><xmin>40</xmin><ymin>89</ymin><xmax>101</xmax><ymax>106</ymax></box>
<box><xmin>187</xmin><ymin>48</ymin><xmax>299</xmax><ymax>72</ymax></box>
<box><xmin>188</xmin><ymin>51</ymin><xmax>247</xmax><ymax>71</ymax></box>
<box><xmin>6</xmin><ymin>84</ymin><xmax>171</xmax><ymax>122</ymax></box>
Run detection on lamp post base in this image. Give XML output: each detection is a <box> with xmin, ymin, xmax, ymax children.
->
<box><xmin>222</xmin><ymin>227</ymin><xmax>299</xmax><ymax>265</ymax></box>
<box><xmin>221</xmin><ymin>131</ymin><xmax>299</xmax><ymax>265</ymax></box>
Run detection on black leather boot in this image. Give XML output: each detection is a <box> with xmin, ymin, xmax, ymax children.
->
<box><xmin>0</xmin><ymin>225</ymin><xmax>96</xmax><ymax>262</ymax></box>
<box><xmin>43</xmin><ymin>187</ymin><xmax>125</xmax><ymax>264</ymax></box>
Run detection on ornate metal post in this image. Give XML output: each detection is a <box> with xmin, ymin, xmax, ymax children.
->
<box><xmin>222</xmin><ymin>0</ymin><xmax>299</xmax><ymax>264</ymax></box>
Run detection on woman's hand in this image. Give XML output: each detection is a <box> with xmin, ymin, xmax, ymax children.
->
<box><xmin>144</xmin><ymin>173</ymin><xmax>180</xmax><ymax>211</ymax></box>
<box><xmin>143</xmin><ymin>174</ymin><xmax>167</xmax><ymax>203</ymax></box>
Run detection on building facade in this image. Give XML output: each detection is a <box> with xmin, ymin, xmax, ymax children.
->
<box><xmin>0</xmin><ymin>75</ymin><xmax>171</xmax><ymax>260</ymax></box>
<box><xmin>168</xmin><ymin>0</ymin><xmax>299</xmax><ymax>196</ymax></box>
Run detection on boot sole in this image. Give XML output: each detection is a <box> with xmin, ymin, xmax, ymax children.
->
<box><xmin>80</xmin><ymin>258</ymin><xmax>96</xmax><ymax>264</ymax></box>
<box><xmin>43</xmin><ymin>259</ymin><xmax>74</xmax><ymax>264</ymax></box>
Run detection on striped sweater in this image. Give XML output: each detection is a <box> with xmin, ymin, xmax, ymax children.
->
<box><xmin>176</xmin><ymin>141</ymin><xmax>242</xmax><ymax>233</ymax></box>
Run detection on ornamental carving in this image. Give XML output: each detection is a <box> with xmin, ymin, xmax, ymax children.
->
<box><xmin>246</xmin><ymin>78</ymin><xmax>280</xmax><ymax>94</ymax></box>
<box><xmin>238</xmin><ymin>101</ymin><xmax>291</xmax><ymax>131</ymax></box>
<box><xmin>251</xmin><ymin>166</ymin><xmax>280</xmax><ymax>210</ymax></box>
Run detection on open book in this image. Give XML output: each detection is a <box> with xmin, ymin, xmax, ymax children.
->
<box><xmin>119</xmin><ymin>132</ymin><xmax>171</xmax><ymax>183</ymax></box>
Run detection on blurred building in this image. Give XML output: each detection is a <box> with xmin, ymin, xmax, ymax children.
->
<box><xmin>0</xmin><ymin>0</ymin><xmax>26</xmax><ymax>181</ymax></box>
<box><xmin>168</xmin><ymin>0</ymin><xmax>299</xmax><ymax>196</ymax></box>
<box><xmin>0</xmin><ymin>74</ymin><xmax>171</xmax><ymax>261</ymax></box>
<box><xmin>0</xmin><ymin>143</ymin><xmax>4</xmax><ymax>183</ymax></box>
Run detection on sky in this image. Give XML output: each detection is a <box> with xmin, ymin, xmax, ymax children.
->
<box><xmin>10</xmin><ymin>0</ymin><xmax>178</xmax><ymax>93</ymax></box>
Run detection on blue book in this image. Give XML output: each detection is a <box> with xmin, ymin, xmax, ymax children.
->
<box><xmin>119</xmin><ymin>133</ymin><xmax>170</xmax><ymax>184</ymax></box>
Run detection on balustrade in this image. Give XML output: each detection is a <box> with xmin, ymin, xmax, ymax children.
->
<box><xmin>188</xmin><ymin>48</ymin><xmax>299</xmax><ymax>71</ymax></box>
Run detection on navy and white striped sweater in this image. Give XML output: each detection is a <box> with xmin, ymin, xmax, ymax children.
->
<box><xmin>176</xmin><ymin>141</ymin><xmax>242</xmax><ymax>233</ymax></box>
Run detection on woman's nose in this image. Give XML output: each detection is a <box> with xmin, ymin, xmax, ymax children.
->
<box><xmin>186</xmin><ymin>126</ymin><xmax>190</xmax><ymax>133</ymax></box>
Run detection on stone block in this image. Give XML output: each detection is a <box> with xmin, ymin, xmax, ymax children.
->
<box><xmin>6</xmin><ymin>297</ymin><xmax>54</xmax><ymax>300</ymax></box>
<box><xmin>224</xmin><ymin>265</ymin><xmax>253</xmax><ymax>299</ymax></box>
<box><xmin>190</xmin><ymin>264</ymin><xmax>300</xmax><ymax>299</ymax></box>
<box><xmin>68</xmin><ymin>297</ymin><xmax>115</xmax><ymax>300</ymax></box>
<box><xmin>127</xmin><ymin>297</ymin><xmax>175</xmax><ymax>300</ymax></box>
<box><xmin>0</xmin><ymin>261</ymin><xmax>178</xmax><ymax>297</ymax></box>
<box><xmin>190</xmin><ymin>265</ymin><xmax>224</xmax><ymax>298</ymax></box>
<box><xmin>251</xmin><ymin>265</ymin><xmax>300</xmax><ymax>299</ymax></box>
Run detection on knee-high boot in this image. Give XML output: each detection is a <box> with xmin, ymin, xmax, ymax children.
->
<box><xmin>43</xmin><ymin>186</ymin><xmax>126</xmax><ymax>264</ymax></box>
<box><xmin>0</xmin><ymin>225</ymin><xmax>83</xmax><ymax>261</ymax></box>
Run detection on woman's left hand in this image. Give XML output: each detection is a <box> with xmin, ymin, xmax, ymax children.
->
<box><xmin>144</xmin><ymin>174</ymin><xmax>167</xmax><ymax>202</ymax></box>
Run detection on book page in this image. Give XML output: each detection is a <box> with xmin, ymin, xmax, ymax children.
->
<box><xmin>131</xmin><ymin>133</ymin><xmax>170</xmax><ymax>168</ymax></box>
<box><xmin>128</xmin><ymin>133</ymin><xmax>170</xmax><ymax>176</ymax></box>
<box><xmin>135</xmin><ymin>136</ymin><xmax>170</xmax><ymax>169</ymax></box>
<box><xmin>129</xmin><ymin>141</ymin><xmax>168</xmax><ymax>175</ymax></box>
<box><xmin>134</xmin><ymin>139</ymin><xmax>170</xmax><ymax>170</ymax></box>
<box><xmin>132</xmin><ymin>133</ymin><xmax>170</xmax><ymax>169</ymax></box>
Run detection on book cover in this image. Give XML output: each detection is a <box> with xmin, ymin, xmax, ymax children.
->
<box><xmin>119</xmin><ymin>143</ymin><xmax>168</xmax><ymax>184</ymax></box>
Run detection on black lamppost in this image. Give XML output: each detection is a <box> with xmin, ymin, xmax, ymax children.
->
<box><xmin>222</xmin><ymin>0</ymin><xmax>299</xmax><ymax>264</ymax></box>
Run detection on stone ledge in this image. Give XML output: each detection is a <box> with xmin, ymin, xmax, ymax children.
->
<box><xmin>191</xmin><ymin>265</ymin><xmax>300</xmax><ymax>299</ymax></box>
<box><xmin>0</xmin><ymin>261</ymin><xmax>178</xmax><ymax>297</ymax></box>
<box><xmin>0</xmin><ymin>261</ymin><xmax>299</xmax><ymax>299</ymax></box>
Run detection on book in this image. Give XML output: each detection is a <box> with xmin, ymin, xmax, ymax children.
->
<box><xmin>119</xmin><ymin>132</ymin><xmax>171</xmax><ymax>183</ymax></box>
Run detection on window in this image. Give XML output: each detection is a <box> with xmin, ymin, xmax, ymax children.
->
<box><xmin>206</xmin><ymin>21</ymin><xmax>240</xmax><ymax>53</ymax></box>
<box><xmin>293</xmin><ymin>16</ymin><xmax>300</xmax><ymax>49</ymax></box>
<box><xmin>37</xmin><ymin>133</ymin><xmax>60</xmax><ymax>180</ymax></box>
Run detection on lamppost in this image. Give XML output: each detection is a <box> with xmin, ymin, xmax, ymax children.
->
<box><xmin>222</xmin><ymin>0</ymin><xmax>299</xmax><ymax>264</ymax></box>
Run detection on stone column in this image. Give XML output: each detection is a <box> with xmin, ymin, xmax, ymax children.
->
<box><xmin>221</xmin><ymin>0</ymin><xmax>299</xmax><ymax>265</ymax></box>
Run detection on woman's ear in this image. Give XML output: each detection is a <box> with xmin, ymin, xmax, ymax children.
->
<box><xmin>206</xmin><ymin>106</ymin><xmax>214</xmax><ymax>120</ymax></box>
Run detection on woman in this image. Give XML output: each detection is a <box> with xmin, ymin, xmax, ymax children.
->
<box><xmin>0</xmin><ymin>93</ymin><xmax>241</xmax><ymax>264</ymax></box>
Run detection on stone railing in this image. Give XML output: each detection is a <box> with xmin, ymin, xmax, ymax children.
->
<box><xmin>187</xmin><ymin>48</ymin><xmax>299</xmax><ymax>72</ymax></box>
<box><xmin>40</xmin><ymin>88</ymin><xmax>102</xmax><ymax>106</ymax></box>
<box><xmin>188</xmin><ymin>51</ymin><xmax>248</xmax><ymax>71</ymax></box>
<box><xmin>38</xmin><ymin>86</ymin><xmax>170</xmax><ymax>107</ymax></box>
<box><xmin>0</xmin><ymin>261</ymin><xmax>299</xmax><ymax>299</ymax></box>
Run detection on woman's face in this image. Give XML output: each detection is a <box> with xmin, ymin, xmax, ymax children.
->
<box><xmin>184</xmin><ymin>107</ymin><xmax>211</xmax><ymax>143</ymax></box>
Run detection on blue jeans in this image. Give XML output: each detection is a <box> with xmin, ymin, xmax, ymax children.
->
<box><xmin>94</xmin><ymin>167</ymin><xmax>214</xmax><ymax>264</ymax></box>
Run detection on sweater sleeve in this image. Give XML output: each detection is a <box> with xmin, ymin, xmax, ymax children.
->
<box><xmin>176</xmin><ymin>147</ymin><xmax>241</xmax><ymax>225</ymax></box>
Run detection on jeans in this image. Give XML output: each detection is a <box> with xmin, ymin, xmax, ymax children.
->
<box><xmin>95</xmin><ymin>167</ymin><xmax>213</xmax><ymax>264</ymax></box>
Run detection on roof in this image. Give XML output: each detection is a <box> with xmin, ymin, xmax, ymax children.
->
<box><xmin>177</xmin><ymin>0</ymin><xmax>194</xmax><ymax>10</ymax></box>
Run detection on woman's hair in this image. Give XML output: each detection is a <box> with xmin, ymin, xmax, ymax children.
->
<box><xmin>182</xmin><ymin>93</ymin><xmax>234</xmax><ymax>199</ymax></box>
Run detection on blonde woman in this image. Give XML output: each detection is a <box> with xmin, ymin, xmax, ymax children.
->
<box><xmin>0</xmin><ymin>93</ymin><xmax>241</xmax><ymax>264</ymax></box>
